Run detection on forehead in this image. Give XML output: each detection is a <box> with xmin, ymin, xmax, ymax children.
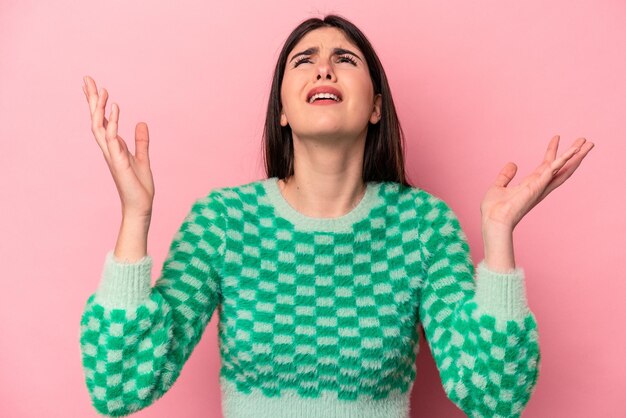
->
<box><xmin>288</xmin><ymin>27</ymin><xmax>361</xmax><ymax>58</ymax></box>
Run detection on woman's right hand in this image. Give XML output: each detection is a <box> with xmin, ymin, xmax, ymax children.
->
<box><xmin>82</xmin><ymin>76</ymin><xmax>155</xmax><ymax>221</ymax></box>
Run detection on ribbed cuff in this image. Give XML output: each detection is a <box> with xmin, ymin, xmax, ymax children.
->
<box><xmin>474</xmin><ymin>260</ymin><xmax>530</xmax><ymax>319</ymax></box>
<box><xmin>94</xmin><ymin>250</ymin><xmax>153</xmax><ymax>309</ymax></box>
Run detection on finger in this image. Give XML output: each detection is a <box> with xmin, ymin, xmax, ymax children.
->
<box><xmin>117</xmin><ymin>132</ymin><xmax>129</xmax><ymax>154</ymax></box>
<box><xmin>100</xmin><ymin>89</ymin><xmax>110</xmax><ymax>130</ymax></box>
<box><xmin>105</xmin><ymin>103</ymin><xmax>121</xmax><ymax>154</ymax></box>
<box><xmin>493</xmin><ymin>162</ymin><xmax>518</xmax><ymax>187</ymax></box>
<box><xmin>135</xmin><ymin>122</ymin><xmax>150</xmax><ymax>162</ymax></box>
<box><xmin>550</xmin><ymin>137</ymin><xmax>587</xmax><ymax>176</ymax></box>
<box><xmin>84</xmin><ymin>76</ymin><xmax>99</xmax><ymax>115</ymax></box>
<box><xmin>107</xmin><ymin>102</ymin><xmax>119</xmax><ymax>139</ymax></box>
<box><xmin>82</xmin><ymin>84</ymin><xmax>93</xmax><ymax>116</ymax></box>
<box><xmin>536</xmin><ymin>141</ymin><xmax>594</xmax><ymax>204</ymax></box>
<box><xmin>83</xmin><ymin>76</ymin><xmax>109</xmax><ymax>129</ymax></box>
<box><xmin>552</xmin><ymin>141</ymin><xmax>594</xmax><ymax>181</ymax></box>
<box><xmin>92</xmin><ymin>88</ymin><xmax>108</xmax><ymax>132</ymax></box>
<box><xmin>543</xmin><ymin>135</ymin><xmax>560</xmax><ymax>162</ymax></box>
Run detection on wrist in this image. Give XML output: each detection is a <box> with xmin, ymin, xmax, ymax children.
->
<box><xmin>482</xmin><ymin>222</ymin><xmax>516</xmax><ymax>273</ymax></box>
<box><xmin>481</xmin><ymin>218</ymin><xmax>514</xmax><ymax>235</ymax></box>
<box><xmin>115</xmin><ymin>217</ymin><xmax>150</xmax><ymax>263</ymax></box>
<box><xmin>121</xmin><ymin>214</ymin><xmax>152</xmax><ymax>229</ymax></box>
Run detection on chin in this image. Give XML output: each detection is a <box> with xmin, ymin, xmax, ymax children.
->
<box><xmin>294</xmin><ymin>129</ymin><xmax>361</xmax><ymax>141</ymax></box>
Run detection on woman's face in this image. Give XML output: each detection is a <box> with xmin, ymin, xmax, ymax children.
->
<box><xmin>280</xmin><ymin>27</ymin><xmax>381</xmax><ymax>141</ymax></box>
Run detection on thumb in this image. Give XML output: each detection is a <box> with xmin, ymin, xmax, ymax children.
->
<box><xmin>493</xmin><ymin>162</ymin><xmax>517</xmax><ymax>187</ymax></box>
<box><xmin>135</xmin><ymin>122</ymin><xmax>150</xmax><ymax>162</ymax></box>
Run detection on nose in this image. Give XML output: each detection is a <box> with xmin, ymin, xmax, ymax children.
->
<box><xmin>316</xmin><ymin>58</ymin><xmax>336</xmax><ymax>81</ymax></box>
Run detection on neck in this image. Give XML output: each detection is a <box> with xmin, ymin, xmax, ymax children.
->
<box><xmin>279</xmin><ymin>130</ymin><xmax>368</xmax><ymax>218</ymax></box>
<box><xmin>278</xmin><ymin>175</ymin><xmax>366</xmax><ymax>219</ymax></box>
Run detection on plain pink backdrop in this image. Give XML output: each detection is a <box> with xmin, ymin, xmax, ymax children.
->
<box><xmin>1</xmin><ymin>1</ymin><xmax>624</xmax><ymax>417</ymax></box>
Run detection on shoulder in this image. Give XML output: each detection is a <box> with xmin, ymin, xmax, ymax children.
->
<box><xmin>383</xmin><ymin>183</ymin><xmax>467</xmax><ymax>254</ymax></box>
<box><xmin>381</xmin><ymin>181</ymin><xmax>457</xmax><ymax>221</ymax></box>
<box><xmin>192</xmin><ymin>178</ymin><xmax>269</xmax><ymax>220</ymax></box>
<box><xmin>215</xmin><ymin>178</ymin><xmax>263</xmax><ymax>198</ymax></box>
<box><xmin>202</xmin><ymin>178</ymin><xmax>267</xmax><ymax>202</ymax></box>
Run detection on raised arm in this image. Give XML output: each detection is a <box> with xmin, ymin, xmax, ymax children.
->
<box><xmin>79</xmin><ymin>192</ymin><xmax>226</xmax><ymax>416</ymax></box>
<box><xmin>79</xmin><ymin>75</ymin><xmax>227</xmax><ymax>415</ymax></box>
<box><xmin>82</xmin><ymin>75</ymin><xmax>155</xmax><ymax>262</ymax></box>
<box><xmin>417</xmin><ymin>194</ymin><xmax>540</xmax><ymax>417</ymax></box>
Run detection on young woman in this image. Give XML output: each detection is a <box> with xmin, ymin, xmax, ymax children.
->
<box><xmin>79</xmin><ymin>14</ymin><xmax>593</xmax><ymax>418</ymax></box>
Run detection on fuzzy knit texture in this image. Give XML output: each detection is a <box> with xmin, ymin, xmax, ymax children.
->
<box><xmin>79</xmin><ymin>176</ymin><xmax>541</xmax><ymax>418</ymax></box>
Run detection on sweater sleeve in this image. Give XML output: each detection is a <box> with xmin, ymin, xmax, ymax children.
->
<box><xmin>79</xmin><ymin>190</ymin><xmax>226</xmax><ymax>417</ymax></box>
<box><xmin>417</xmin><ymin>194</ymin><xmax>541</xmax><ymax>417</ymax></box>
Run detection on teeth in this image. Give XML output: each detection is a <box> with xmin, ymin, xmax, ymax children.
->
<box><xmin>309</xmin><ymin>93</ymin><xmax>340</xmax><ymax>103</ymax></box>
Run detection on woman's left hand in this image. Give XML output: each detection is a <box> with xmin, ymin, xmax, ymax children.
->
<box><xmin>480</xmin><ymin>135</ymin><xmax>594</xmax><ymax>231</ymax></box>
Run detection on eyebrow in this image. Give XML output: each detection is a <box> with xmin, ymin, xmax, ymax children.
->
<box><xmin>288</xmin><ymin>47</ymin><xmax>363</xmax><ymax>63</ymax></box>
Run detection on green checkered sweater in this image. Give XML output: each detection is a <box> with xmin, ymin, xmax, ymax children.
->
<box><xmin>79</xmin><ymin>177</ymin><xmax>540</xmax><ymax>417</ymax></box>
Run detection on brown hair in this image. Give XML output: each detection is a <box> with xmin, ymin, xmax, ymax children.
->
<box><xmin>262</xmin><ymin>14</ymin><xmax>413</xmax><ymax>187</ymax></box>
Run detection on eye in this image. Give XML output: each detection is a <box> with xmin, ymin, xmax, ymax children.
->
<box><xmin>292</xmin><ymin>54</ymin><xmax>358</xmax><ymax>68</ymax></box>
<box><xmin>337</xmin><ymin>55</ymin><xmax>357</xmax><ymax>65</ymax></box>
<box><xmin>293</xmin><ymin>56</ymin><xmax>311</xmax><ymax>67</ymax></box>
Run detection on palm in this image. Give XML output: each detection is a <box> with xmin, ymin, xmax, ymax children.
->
<box><xmin>83</xmin><ymin>75</ymin><xmax>155</xmax><ymax>218</ymax></box>
<box><xmin>480</xmin><ymin>135</ymin><xmax>594</xmax><ymax>230</ymax></box>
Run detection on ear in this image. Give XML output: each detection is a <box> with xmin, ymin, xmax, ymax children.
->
<box><xmin>280</xmin><ymin>109</ymin><xmax>288</xmax><ymax>127</ymax></box>
<box><xmin>369</xmin><ymin>94</ymin><xmax>382</xmax><ymax>124</ymax></box>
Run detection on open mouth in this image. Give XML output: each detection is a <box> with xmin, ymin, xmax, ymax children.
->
<box><xmin>308</xmin><ymin>93</ymin><xmax>342</xmax><ymax>104</ymax></box>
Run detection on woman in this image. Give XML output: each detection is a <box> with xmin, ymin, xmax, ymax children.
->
<box><xmin>79</xmin><ymin>14</ymin><xmax>593</xmax><ymax>418</ymax></box>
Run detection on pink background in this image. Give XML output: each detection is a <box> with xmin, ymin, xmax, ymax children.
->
<box><xmin>1</xmin><ymin>1</ymin><xmax>624</xmax><ymax>417</ymax></box>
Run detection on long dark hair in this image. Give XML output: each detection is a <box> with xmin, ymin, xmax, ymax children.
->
<box><xmin>262</xmin><ymin>14</ymin><xmax>413</xmax><ymax>187</ymax></box>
